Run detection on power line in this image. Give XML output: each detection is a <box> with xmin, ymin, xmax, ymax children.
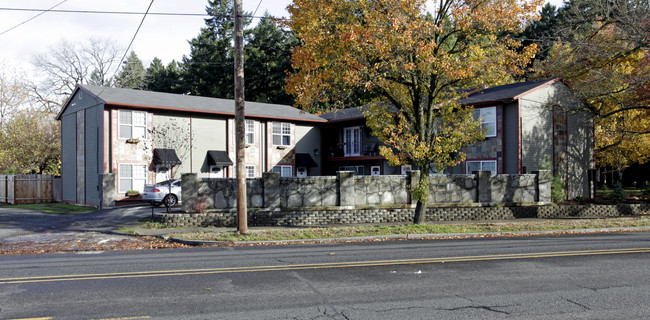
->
<box><xmin>0</xmin><ymin>0</ymin><xmax>68</xmax><ymax>37</ymax></box>
<box><xmin>111</xmin><ymin>0</ymin><xmax>155</xmax><ymax>83</ymax></box>
<box><xmin>0</xmin><ymin>7</ymin><xmax>208</xmax><ymax>16</ymax></box>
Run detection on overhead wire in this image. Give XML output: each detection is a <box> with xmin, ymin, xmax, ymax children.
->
<box><xmin>0</xmin><ymin>0</ymin><xmax>68</xmax><ymax>37</ymax></box>
<box><xmin>106</xmin><ymin>0</ymin><xmax>155</xmax><ymax>91</ymax></box>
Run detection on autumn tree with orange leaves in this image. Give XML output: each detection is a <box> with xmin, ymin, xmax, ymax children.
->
<box><xmin>286</xmin><ymin>0</ymin><xmax>543</xmax><ymax>223</ymax></box>
<box><xmin>532</xmin><ymin>0</ymin><xmax>650</xmax><ymax>182</ymax></box>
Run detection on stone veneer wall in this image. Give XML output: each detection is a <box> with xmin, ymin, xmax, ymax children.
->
<box><xmin>181</xmin><ymin>170</ymin><xmax>552</xmax><ymax>213</ymax></box>
<box><xmin>161</xmin><ymin>203</ymin><xmax>650</xmax><ymax>228</ymax></box>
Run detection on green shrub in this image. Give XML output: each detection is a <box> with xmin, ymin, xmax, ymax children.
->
<box><xmin>610</xmin><ymin>183</ymin><xmax>627</xmax><ymax>201</ymax></box>
<box><xmin>551</xmin><ymin>175</ymin><xmax>566</xmax><ymax>202</ymax></box>
<box><xmin>126</xmin><ymin>190</ymin><xmax>140</xmax><ymax>197</ymax></box>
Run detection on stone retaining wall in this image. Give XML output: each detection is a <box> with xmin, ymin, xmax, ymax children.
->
<box><xmin>181</xmin><ymin>170</ymin><xmax>552</xmax><ymax>212</ymax></box>
<box><xmin>160</xmin><ymin>203</ymin><xmax>650</xmax><ymax>228</ymax></box>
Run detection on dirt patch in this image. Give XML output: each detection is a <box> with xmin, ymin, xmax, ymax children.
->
<box><xmin>0</xmin><ymin>232</ymin><xmax>189</xmax><ymax>255</ymax></box>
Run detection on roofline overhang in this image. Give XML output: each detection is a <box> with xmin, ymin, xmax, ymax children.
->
<box><xmin>56</xmin><ymin>85</ymin><xmax>108</xmax><ymax>120</ymax></box>
<box><xmin>56</xmin><ymin>84</ymin><xmax>326</xmax><ymax>123</ymax></box>
<box><xmin>87</xmin><ymin>101</ymin><xmax>326</xmax><ymax>123</ymax></box>
<box><xmin>458</xmin><ymin>78</ymin><xmax>562</xmax><ymax>107</ymax></box>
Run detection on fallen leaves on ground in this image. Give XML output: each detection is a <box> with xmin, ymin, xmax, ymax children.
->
<box><xmin>0</xmin><ymin>232</ymin><xmax>190</xmax><ymax>256</ymax></box>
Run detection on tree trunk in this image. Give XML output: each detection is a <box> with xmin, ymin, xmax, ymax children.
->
<box><xmin>414</xmin><ymin>200</ymin><xmax>426</xmax><ymax>224</ymax></box>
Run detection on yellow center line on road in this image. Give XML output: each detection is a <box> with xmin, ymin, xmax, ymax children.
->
<box><xmin>1</xmin><ymin>247</ymin><xmax>648</xmax><ymax>285</ymax></box>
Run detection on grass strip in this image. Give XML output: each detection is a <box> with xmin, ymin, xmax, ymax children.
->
<box><xmin>0</xmin><ymin>203</ymin><xmax>97</xmax><ymax>214</ymax></box>
<box><xmin>168</xmin><ymin>216</ymin><xmax>650</xmax><ymax>242</ymax></box>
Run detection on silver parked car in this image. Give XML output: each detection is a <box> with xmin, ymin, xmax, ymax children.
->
<box><xmin>142</xmin><ymin>179</ymin><xmax>182</xmax><ymax>207</ymax></box>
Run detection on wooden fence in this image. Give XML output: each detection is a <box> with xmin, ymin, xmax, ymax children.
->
<box><xmin>0</xmin><ymin>174</ymin><xmax>55</xmax><ymax>204</ymax></box>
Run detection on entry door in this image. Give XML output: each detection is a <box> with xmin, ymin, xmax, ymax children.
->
<box><xmin>344</xmin><ymin>127</ymin><xmax>361</xmax><ymax>156</ymax></box>
<box><xmin>156</xmin><ymin>166</ymin><xmax>171</xmax><ymax>182</ymax></box>
<box><xmin>210</xmin><ymin>165</ymin><xmax>225</xmax><ymax>178</ymax></box>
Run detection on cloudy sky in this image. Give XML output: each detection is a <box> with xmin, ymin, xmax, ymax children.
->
<box><xmin>0</xmin><ymin>0</ymin><xmax>564</xmax><ymax>75</ymax></box>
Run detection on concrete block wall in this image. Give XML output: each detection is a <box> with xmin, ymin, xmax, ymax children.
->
<box><xmin>161</xmin><ymin>203</ymin><xmax>650</xmax><ymax>228</ymax></box>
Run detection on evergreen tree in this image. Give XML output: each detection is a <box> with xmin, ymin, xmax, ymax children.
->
<box><xmin>181</xmin><ymin>0</ymin><xmax>239</xmax><ymax>98</ymax></box>
<box><xmin>145</xmin><ymin>58</ymin><xmax>185</xmax><ymax>93</ymax></box>
<box><xmin>115</xmin><ymin>51</ymin><xmax>146</xmax><ymax>89</ymax></box>
<box><xmin>244</xmin><ymin>13</ymin><xmax>297</xmax><ymax>105</ymax></box>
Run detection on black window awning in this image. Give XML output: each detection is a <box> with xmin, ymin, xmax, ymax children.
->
<box><xmin>153</xmin><ymin>148</ymin><xmax>182</xmax><ymax>166</ymax></box>
<box><xmin>207</xmin><ymin>150</ymin><xmax>233</xmax><ymax>166</ymax></box>
<box><xmin>296</xmin><ymin>153</ymin><xmax>318</xmax><ymax>167</ymax></box>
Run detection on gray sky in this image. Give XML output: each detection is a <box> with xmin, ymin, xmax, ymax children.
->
<box><xmin>0</xmin><ymin>0</ymin><xmax>564</xmax><ymax>75</ymax></box>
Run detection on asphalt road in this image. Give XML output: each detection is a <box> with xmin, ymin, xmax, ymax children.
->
<box><xmin>0</xmin><ymin>232</ymin><xmax>648</xmax><ymax>319</ymax></box>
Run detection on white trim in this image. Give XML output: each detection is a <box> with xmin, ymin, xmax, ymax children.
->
<box><xmin>343</xmin><ymin>126</ymin><xmax>362</xmax><ymax>156</ymax></box>
<box><xmin>245</xmin><ymin>119</ymin><xmax>255</xmax><ymax>145</ymax></box>
<box><xmin>245</xmin><ymin>165</ymin><xmax>256</xmax><ymax>178</ymax></box>
<box><xmin>475</xmin><ymin>106</ymin><xmax>497</xmax><ymax>137</ymax></box>
<box><xmin>466</xmin><ymin>160</ymin><xmax>497</xmax><ymax>175</ymax></box>
<box><xmin>118</xmin><ymin>163</ymin><xmax>147</xmax><ymax>193</ymax></box>
<box><xmin>272</xmin><ymin>165</ymin><xmax>292</xmax><ymax>177</ymax></box>
<box><xmin>272</xmin><ymin>122</ymin><xmax>291</xmax><ymax>146</ymax></box>
<box><xmin>118</xmin><ymin>110</ymin><xmax>147</xmax><ymax>140</ymax></box>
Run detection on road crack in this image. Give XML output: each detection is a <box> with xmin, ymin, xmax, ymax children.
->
<box><xmin>565</xmin><ymin>298</ymin><xmax>591</xmax><ymax>310</ymax></box>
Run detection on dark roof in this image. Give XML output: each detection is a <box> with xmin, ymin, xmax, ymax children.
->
<box><xmin>207</xmin><ymin>150</ymin><xmax>233</xmax><ymax>166</ymax></box>
<box><xmin>296</xmin><ymin>153</ymin><xmax>318</xmax><ymax>167</ymax></box>
<box><xmin>319</xmin><ymin>78</ymin><xmax>561</xmax><ymax>121</ymax></box>
<box><xmin>59</xmin><ymin>84</ymin><xmax>325</xmax><ymax>123</ymax></box>
<box><xmin>153</xmin><ymin>149</ymin><xmax>182</xmax><ymax>166</ymax></box>
<box><xmin>460</xmin><ymin>78</ymin><xmax>559</xmax><ymax>105</ymax></box>
<box><xmin>319</xmin><ymin>107</ymin><xmax>367</xmax><ymax>121</ymax></box>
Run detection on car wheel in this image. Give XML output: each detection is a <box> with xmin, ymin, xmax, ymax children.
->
<box><xmin>152</xmin><ymin>201</ymin><xmax>162</xmax><ymax>207</ymax></box>
<box><xmin>163</xmin><ymin>194</ymin><xmax>177</xmax><ymax>207</ymax></box>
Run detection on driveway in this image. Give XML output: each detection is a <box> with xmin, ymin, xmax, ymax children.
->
<box><xmin>0</xmin><ymin>205</ymin><xmax>185</xmax><ymax>254</ymax></box>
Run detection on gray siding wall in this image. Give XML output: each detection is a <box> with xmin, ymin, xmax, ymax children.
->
<box><xmin>295</xmin><ymin>125</ymin><xmax>321</xmax><ymax>176</ymax></box>
<box><xmin>83</xmin><ymin>104</ymin><xmax>103</xmax><ymax>205</ymax></box>
<box><xmin>153</xmin><ymin>113</ymin><xmax>192</xmax><ymax>178</ymax></box>
<box><xmin>60</xmin><ymin>88</ymin><xmax>105</xmax><ymax>204</ymax></box>
<box><xmin>520</xmin><ymin>84</ymin><xmax>555</xmax><ymax>172</ymax></box>
<box><xmin>192</xmin><ymin>116</ymin><xmax>227</xmax><ymax>178</ymax></box>
<box><xmin>520</xmin><ymin>81</ymin><xmax>593</xmax><ymax>198</ymax></box>
<box><xmin>502</xmin><ymin>102</ymin><xmax>519</xmax><ymax>174</ymax></box>
<box><xmin>565</xmin><ymin>92</ymin><xmax>594</xmax><ymax>198</ymax></box>
<box><xmin>61</xmin><ymin>114</ymin><xmax>76</xmax><ymax>203</ymax></box>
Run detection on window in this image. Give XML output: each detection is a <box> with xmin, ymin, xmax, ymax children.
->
<box><xmin>119</xmin><ymin>163</ymin><xmax>147</xmax><ymax>193</ymax></box>
<box><xmin>119</xmin><ymin>110</ymin><xmax>147</xmax><ymax>139</ymax></box>
<box><xmin>272</xmin><ymin>165</ymin><xmax>292</xmax><ymax>177</ymax></box>
<box><xmin>474</xmin><ymin>107</ymin><xmax>497</xmax><ymax>137</ymax></box>
<box><xmin>272</xmin><ymin>122</ymin><xmax>291</xmax><ymax>146</ymax></box>
<box><xmin>339</xmin><ymin>166</ymin><xmax>364</xmax><ymax>175</ymax></box>
<box><xmin>466</xmin><ymin>160</ymin><xmax>497</xmax><ymax>175</ymax></box>
<box><xmin>245</xmin><ymin>165</ymin><xmax>255</xmax><ymax>178</ymax></box>
<box><xmin>429</xmin><ymin>164</ymin><xmax>449</xmax><ymax>175</ymax></box>
<box><xmin>343</xmin><ymin>126</ymin><xmax>362</xmax><ymax>156</ymax></box>
<box><xmin>245</xmin><ymin>120</ymin><xmax>255</xmax><ymax>145</ymax></box>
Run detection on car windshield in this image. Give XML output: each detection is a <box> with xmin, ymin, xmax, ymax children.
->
<box><xmin>157</xmin><ymin>179</ymin><xmax>177</xmax><ymax>186</ymax></box>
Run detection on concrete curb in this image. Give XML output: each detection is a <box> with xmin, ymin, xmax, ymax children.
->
<box><xmin>162</xmin><ymin>226</ymin><xmax>650</xmax><ymax>246</ymax></box>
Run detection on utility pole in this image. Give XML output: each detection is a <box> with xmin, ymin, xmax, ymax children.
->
<box><xmin>234</xmin><ymin>0</ymin><xmax>247</xmax><ymax>234</ymax></box>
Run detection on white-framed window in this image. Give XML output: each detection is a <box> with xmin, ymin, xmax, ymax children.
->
<box><xmin>272</xmin><ymin>165</ymin><xmax>292</xmax><ymax>177</ymax></box>
<box><xmin>272</xmin><ymin>122</ymin><xmax>291</xmax><ymax>146</ymax></box>
<box><xmin>245</xmin><ymin>119</ymin><xmax>255</xmax><ymax>145</ymax></box>
<box><xmin>119</xmin><ymin>110</ymin><xmax>147</xmax><ymax>139</ymax></box>
<box><xmin>339</xmin><ymin>166</ymin><xmax>364</xmax><ymax>175</ymax></box>
<box><xmin>466</xmin><ymin>160</ymin><xmax>497</xmax><ymax>175</ymax></box>
<box><xmin>474</xmin><ymin>106</ymin><xmax>497</xmax><ymax>137</ymax></box>
<box><xmin>245</xmin><ymin>165</ymin><xmax>255</xmax><ymax>178</ymax></box>
<box><xmin>343</xmin><ymin>126</ymin><xmax>362</xmax><ymax>156</ymax></box>
<box><xmin>119</xmin><ymin>163</ymin><xmax>147</xmax><ymax>193</ymax></box>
